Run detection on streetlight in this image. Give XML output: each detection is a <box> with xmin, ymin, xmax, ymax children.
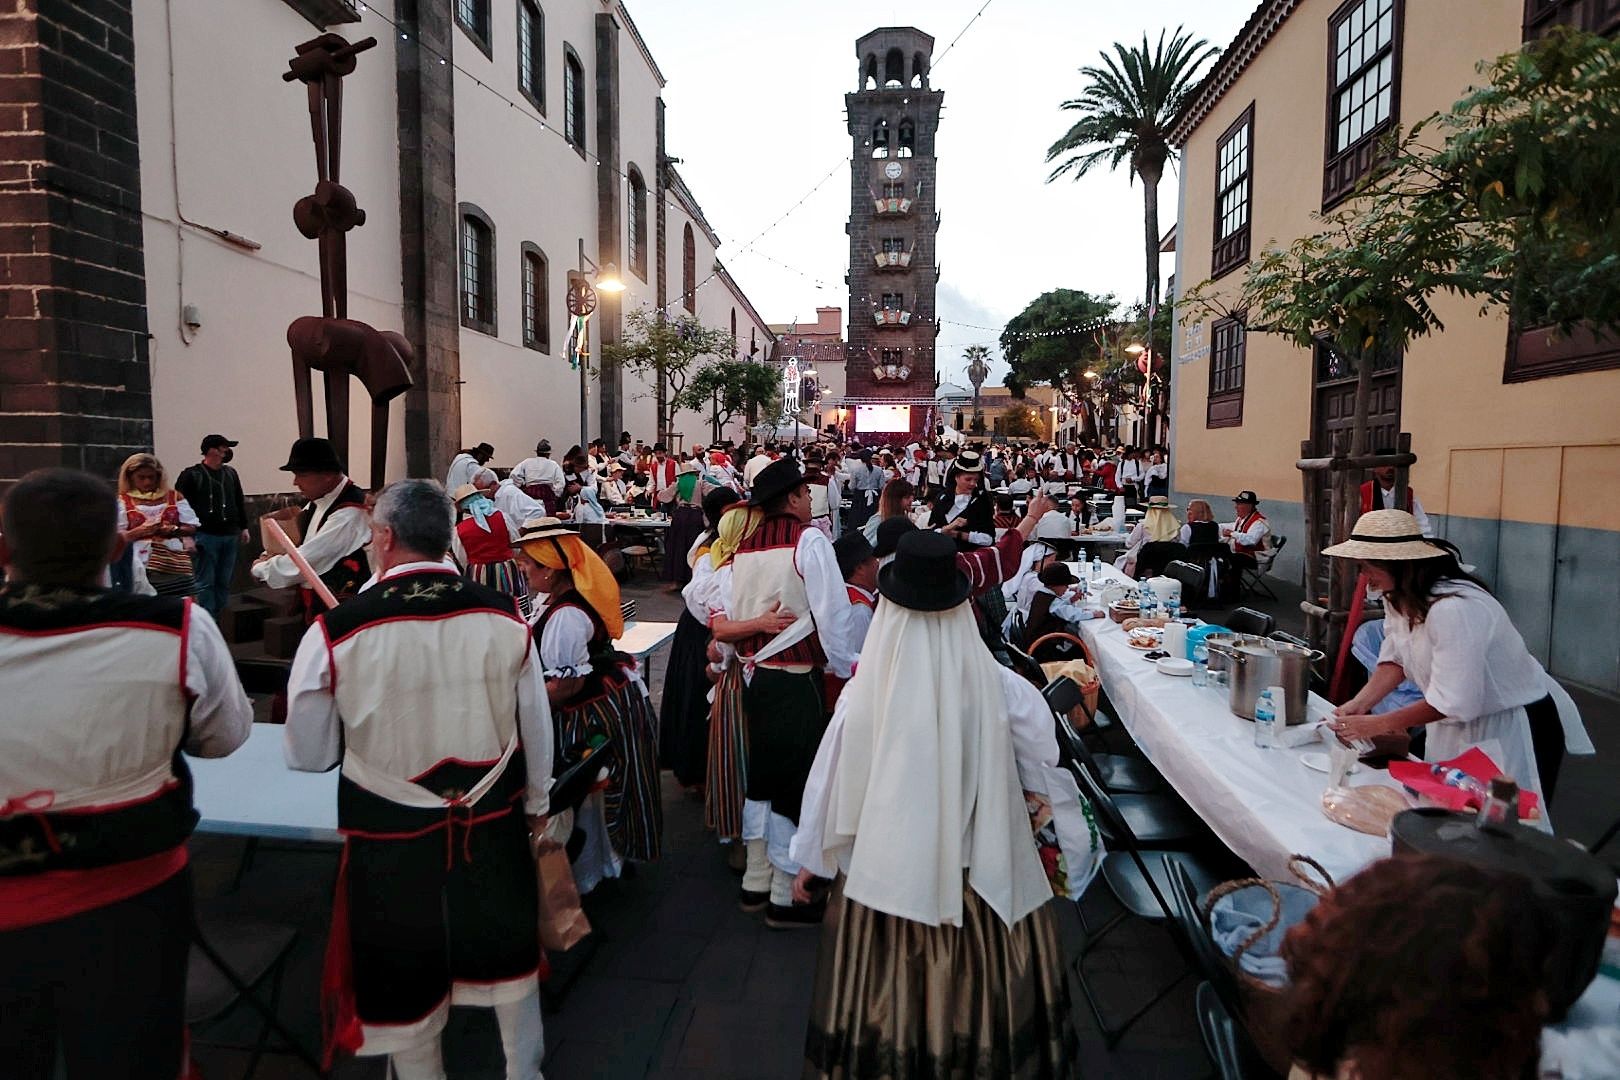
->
<box><xmin>567</xmin><ymin>241</ymin><xmax>623</xmax><ymax>447</ymax></box>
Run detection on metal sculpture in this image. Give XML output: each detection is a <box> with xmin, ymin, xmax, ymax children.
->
<box><xmin>283</xmin><ymin>34</ymin><xmax>412</xmax><ymax>489</ymax></box>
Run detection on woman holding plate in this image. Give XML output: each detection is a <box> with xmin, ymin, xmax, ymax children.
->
<box><xmin>1325</xmin><ymin>510</ymin><xmax>1592</xmax><ymax>815</ymax></box>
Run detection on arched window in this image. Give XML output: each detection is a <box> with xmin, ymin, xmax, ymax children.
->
<box><xmin>459</xmin><ymin>203</ymin><xmax>496</xmax><ymax>334</ymax></box>
<box><xmin>912</xmin><ymin>52</ymin><xmax>928</xmax><ymax>88</ymax></box>
<box><xmin>563</xmin><ymin>44</ymin><xmax>585</xmax><ymax>152</ymax></box>
<box><xmin>627</xmin><ymin>166</ymin><xmax>647</xmax><ymax>280</ymax></box>
<box><xmin>884</xmin><ymin>48</ymin><xmax>904</xmax><ymax>87</ymax></box>
<box><xmin>517</xmin><ymin>0</ymin><xmax>544</xmax><ymax>113</ymax></box>
<box><xmin>682</xmin><ymin>223</ymin><xmax>695</xmax><ymax>313</ymax></box>
<box><xmin>521</xmin><ymin>242</ymin><xmax>549</xmax><ymax>352</ymax></box>
<box><xmin>863</xmin><ymin>53</ymin><xmax>877</xmax><ymax>90</ymax></box>
<box><xmin>871</xmin><ymin>118</ymin><xmax>889</xmax><ymax>158</ymax></box>
<box><xmin>730</xmin><ymin>308</ymin><xmax>738</xmax><ymax>357</ymax></box>
<box><xmin>897</xmin><ymin>117</ymin><xmax>915</xmax><ymax>158</ymax></box>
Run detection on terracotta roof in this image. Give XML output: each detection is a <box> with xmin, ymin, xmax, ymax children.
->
<box><xmin>1168</xmin><ymin>0</ymin><xmax>1302</xmax><ymax>147</ymax></box>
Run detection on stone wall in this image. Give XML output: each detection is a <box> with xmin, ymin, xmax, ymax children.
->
<box><xmin>0</xmin><ymin>0</ymin><xmax>151</xmax><ymax>488</ymax></box>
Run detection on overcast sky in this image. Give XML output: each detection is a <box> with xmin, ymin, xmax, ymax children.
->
<box><xmin>629</xmin><ymin>0</ymin><xmax>1257</xmax><ymax>387</ymax></box>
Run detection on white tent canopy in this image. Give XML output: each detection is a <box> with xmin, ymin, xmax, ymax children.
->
<box><xmin>752</xmin><ymin>418</ymin><xmax>819</xmax><ymax>440</ymax></box>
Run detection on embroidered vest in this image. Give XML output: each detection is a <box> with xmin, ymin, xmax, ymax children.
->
<box><xmin>295</xmin><ymin>481</ymin><xmax>370</xmax><ymax>615</ymax></box>
<box><xmin>1359</xmin><ymin>481</ymin><xmax>1414</xmax><ymax>515</ymax></box>
<box><xmin>0</xmin><ymin>587</ymin><xmax>196</xmax><ymax>874</ymax></box>
<box><xmin>1232</xmin><ymin>510</ymin><xmax>1268</xmax><ymax>555</ymax></box>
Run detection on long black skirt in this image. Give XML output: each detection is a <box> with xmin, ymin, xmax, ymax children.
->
<box><xmin>662</xmin><ymin>505</ymin><xmax>706</xmax><ymax>585</ymax></box>
<box><xmin>659</xmin><ymin>608</ymin><xmax>713</xmax><ymax>788</ymax></box>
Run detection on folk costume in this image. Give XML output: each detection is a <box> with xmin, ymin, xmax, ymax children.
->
<box><xmin>0</xmin><ymin>585</ymin><xmax>251</xmax><ymax>1075</ymax></box>
<box><xmin>284</xmin><ymin>562</ymin><xmax>551</xmax><ymax>1073</ymax></box>
<box><xmin>659</xmin><ymin>460</ymin><xmax>708</xmax><ymax>586</ymax></box>
<box><xmin>729</xmin><ymin>460</ymin><xmax>858</xmax><ymax>918</ymax></box>
<box><xmin>451</xmin><ymin>484</ymin><xmax>529</xmax><ymax>617</ymax></box>
<box><xmin>520</xmin><ymin>522</ymin><xmax>662</xmax><ymax>892</ymax></box>
<box><xmin>791</xmin><ymin>531</ymin><xmax>1094</xmax><ymax>1078</ymax></box>
<box><xmin>251</xmin><ymin>439</ymin><xmax>370</xmax><ymax>622</ymax></box>
<box><xmin>928</xmin><ymin>451</ymin><xmax>995</xmax><ymax>549</ymax></box>
<box><xmin>116</xmin><ymin>453</ymin><xmax>201</xmax><ymax>597</ymax></box>
<box><xmin>660</xmin><ymin>489</ymin><xmax>743</xmax><ymax>790</ymax></box>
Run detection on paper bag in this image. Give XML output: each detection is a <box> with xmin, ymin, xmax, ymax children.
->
<box><xmin>533</xmin><ymin>814</ymin><xmax>591</xmax><ymax>952</ymax></box>
<box><xmin>260</xmin><ymin>507</ymin><xmax>303</xmax><ymax>555</ymax></box>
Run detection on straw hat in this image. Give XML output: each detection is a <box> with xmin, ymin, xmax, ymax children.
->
<box><xmin>1143</xmin><ymin>495</ymin><xmax>1177</xmax><ymax>512</ymax></box>
<box><xmin>1322</xmin><ymin>510</ymin><xmax>1447</xmax><ymax>561</ymax></box>
<box><xmin>511</xmin><ymin>516</ymin><xmax>577</xmax><ymax>550</ymax></box>
<box><xmin>451</xmin><ymin>483</ymin><xmax>481</xmax><ymax>504</ymax></box>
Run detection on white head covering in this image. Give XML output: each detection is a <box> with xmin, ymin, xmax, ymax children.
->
<box><xmin>1002</xmin><ymin>540</ymin><xmax>1054</xmax><ymax>602</ymax></box>
<box><xmin>811</xmin><ymin>598</ymin><xmax>1052</xmax><ymax>928</ymax></box>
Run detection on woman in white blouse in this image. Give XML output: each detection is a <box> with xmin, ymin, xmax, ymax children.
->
<box><xmin>1327</xmin><ymin>511</ymin><xmax>1591</xmax><ymax>817</ymax></box>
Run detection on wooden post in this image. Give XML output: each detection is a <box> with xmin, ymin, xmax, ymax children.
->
<box><xmin>1326</xmin><ymin>430</ymin><xmax>1351</xmax><ymax>670</ymax></box>
<box><xmin>1392</xmin><ymin>430</ymin><xmax>1412</xmax><ymax>514</ymax></box>
<box><xmin>1300</xmin><ymin>438</ymin><xmax>1322</xmax><ymax>652</ymax></box>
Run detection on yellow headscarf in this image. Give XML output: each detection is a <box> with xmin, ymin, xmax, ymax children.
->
<box><xmin>707</xmin><ymin>505</ymin><xmax>763</xmax><ymax>570</ymax></box>
<box><xmin>521</xmin><ymin>533</ymin><xmax>624</xmax><ymax>638</ymax></box>
<box><xmin>1144</xmin><ymin>504</ymin><xmax>1182</xmax><ymax>543</ymax></box>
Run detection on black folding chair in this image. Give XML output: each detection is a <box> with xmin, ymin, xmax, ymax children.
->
<box><xmin>1224</xmin><ymin>607</ymin><xmax>1276</xmax><ymax>637</ymax></box>
<box><xmin>1240</xmin><ymin>536</ymin><xmax>1286</xmax><ymax>602</ymax></box>
<box><xmin>1044</xmin><ymin>677</ymin><xmax>1163</xmax><ymax>794</ymax></box>
<box><xmin>1068</xmin><ymin>763</ymin><xmax>1217</xmax><ymax>1048</ymax></box>
<box><xmin>188</xmin><ymin>911</ymin><xmax>320</xmax><ymax>1078</ymax></box>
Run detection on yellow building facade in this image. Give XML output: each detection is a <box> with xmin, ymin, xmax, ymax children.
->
<box><xmin>1168</xmin><ymin>0</ymin><xmax>1620</xmax><ymax>693</ymax></box>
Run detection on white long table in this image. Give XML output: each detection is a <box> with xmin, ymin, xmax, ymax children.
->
<box><xmin>187</xmin><ymin>723</ymin><xmax>340</xmax><ymax>842</ymax></box>
<box><xmin>616</xmin><ymin>619</ymin><xmax>677</xmax><ymax>659</ymax></box>
<box><xmin>1070</xmin><ymin>565</ymin><xmax>1396</xmax><ymax>883</ymax></box>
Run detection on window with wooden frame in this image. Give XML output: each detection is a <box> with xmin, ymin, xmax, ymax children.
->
<box><xmin>454</xmin><ymin>0</ymin><xmax>491</xmax><ymax>57</ymax></box>
<box><xmin>682</xmin><ymin>223</ymin><xmax>696</xmax><ymax>313</ymax></box>
<box><xmin>521</xmin><ymin>243</ymin><xmax>548</xmax><ymax>353</ymax></box>
<box><xmin>1506</xmin><ymin>0</ymin><xmax>1620</xmax><ymax>380</ymax></box>
<box><xmin>517</xmin><ymin>0</ymin><xmax>544</xmax><ymax>113</ymax></box>
<box><xmin>563</xmin><ymin>45</ymin><xmax>586</xmax><ymax>154</ymax></box>
<box><xmin>1523</xmin><ymin>0</ymin><xmax>1620</xmax><ymax>37</ymax></box>
<box><xmin>627</xmin><ymin>167</ymin><xmax>647</xmax><ymax>281</ymax></box>
<box><xmin>1207</xmin><ymin>316</ymin><xmax>1246</xmax><ymax>428</ymax></box>
<box><xmin>459</xmin><ymin>205</ymin><xmax>496</xmax><ymax>335</ymax></box>
<box><xmin>1211</xmin><ymin>104</ymin><xmax>1254</xmax><ymax>279</ymax></box>
<box><xmin>1323</xmin><ymin>0</ymin><xmax>1402</xmax><ymax>208</ymax></box>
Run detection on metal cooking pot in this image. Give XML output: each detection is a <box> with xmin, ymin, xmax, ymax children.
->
<box><xmin>1207</xmin><ymin>637</ymin><xmax>1323</xmax><ymax>725</ymax></box>
<box><xmin>1199</xmin><ymin>632</ymin><xmax>1265</xmax><ymax>675</ymax></box>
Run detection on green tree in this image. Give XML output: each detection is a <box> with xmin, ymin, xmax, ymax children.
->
<box><xmin>1001</xmin><ymin>403</ymin><xmax>1043</xmax><ymax>439</ymax></box>
<box><xmin>603</xmin><ymin>308</ymin><xmax>732</xmax><ymax>441</ymax></box>
<box><xmin>1046</xmin><ymin>28</ymin><xmax>1216</xmax><ymax>307</ymax></box>
<box><xmin>673</xmin><ymin>358</ymin><xmax>780</xmax><ymax>443</ymax></box>
<box><xmin>1000</xmin><ymin>288</ymin><xmax>1118</xmax><ymax>398</ymax></box>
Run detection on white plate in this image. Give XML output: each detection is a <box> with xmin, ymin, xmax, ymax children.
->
<box><xmin>1156</xmin><ymin>657</ymin><xmax>1194</xmax><ymax>677</ymax></box>
<box><xmin>1299</xmin><ymin>751</ymin><xmax>1359</xmax><ymax>775</ymax></box>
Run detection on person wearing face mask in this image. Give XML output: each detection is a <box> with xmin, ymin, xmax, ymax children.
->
<box><xmin>175</xmin><ymin>434</ymin><xmax>249</xmax><ymax>617</ymax></box>
<box><xmin>450</xmin><ymin>483</ymin><xmax>528</xmax><ymax>617</ymax></box>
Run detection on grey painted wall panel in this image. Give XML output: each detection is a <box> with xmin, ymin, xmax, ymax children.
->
<box><xmin>1494</xmin><ymin>519</ymin><xmax>1557</xmax><ymax>666</ymax></box>
<box><xmin>1550</xmin><ymin>523</ymin><xmax>1620</xmax><ymax>693</ymax></box>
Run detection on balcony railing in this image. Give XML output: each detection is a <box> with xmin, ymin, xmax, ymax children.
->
<box><xmin>873</xmin><ymin>196</ymin><xmax>913</xmax><ymax>215</ymax></box>
<box><xmin>872</xmin><ymin>309</ymin><xmax>912</xmax><ymax>327</ymax></box>
<box><xmin>873</xmin><ymin>250</ymin><xmax>913</xmax><ymax>269</ymax></box>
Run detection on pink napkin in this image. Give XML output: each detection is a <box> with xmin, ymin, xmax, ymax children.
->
<box><xmin>1388</xmin><ymin>748</ymin><xmax>1540</xmax><ymax>820</ymax></box>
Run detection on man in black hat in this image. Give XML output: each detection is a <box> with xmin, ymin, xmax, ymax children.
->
<box><xmin>445</xmin><ymin>441</ymin><xmax>495</xmax><ymax>494</ymax></box>
<box><xmin>251</xmin><ymin>437</ymin><xmax>371</xmax><ymax>621</ymax></box>
<box><xmin>176</xmin><ymin>434</ymin><xmax>248</xmax><ymax>617</ymax></box>
<box><xmin>726</xmin><ymin>457</ymin><xmax>858</xmax><ymax>928</ymax></box>
<box><xmin>1218</xmin><ymin>489</ymin><xmax>1271</xmax><ymax>600</ymax></box>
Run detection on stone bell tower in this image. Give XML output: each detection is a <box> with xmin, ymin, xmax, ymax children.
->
<box><xmin>844</xmin><ymin>28</ymin><xmax>943</xmax><ymax>438</ymax></box>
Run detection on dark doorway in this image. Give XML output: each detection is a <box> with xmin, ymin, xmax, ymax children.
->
<box><xmin>1309</xmin><ymin>340</ymin><xmax>1402</xmax><ymax>599</ymax></box>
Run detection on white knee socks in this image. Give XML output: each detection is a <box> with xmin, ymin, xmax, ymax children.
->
<box><xmin>494</xmin><ymin>987</ymin><xmax>546</xmax><ymax>1080</ymax></box>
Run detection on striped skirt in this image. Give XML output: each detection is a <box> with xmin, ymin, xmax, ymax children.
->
<box><xmin>556</xmin><ymin>672</ymin><xmax>663</xmax><ymax>862</ymax></box>
<box><xmin>466</xmin><ymin>558</ymin><xmax>531</xmax><ymax>618</ymax></box>
<box><xmin>704</xmin><ymin>661</ymin><xmax>748</xmax><ymax>840</ymax></box>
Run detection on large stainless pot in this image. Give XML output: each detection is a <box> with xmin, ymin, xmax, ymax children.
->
<box><xmin>1207</xmin><ymin>638</ymin><xmax>1323</xmax><ymax>725</ymax></box>
<box><xmin>1199</xmin><ymin>632</ymin><xmax>1265</xmax><ymax>676</ymax></box>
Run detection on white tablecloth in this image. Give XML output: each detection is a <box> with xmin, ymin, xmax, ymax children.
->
<box><xmin>1071</xmin><ymin>565</ymin><xmax>1395</xmax><ymax>884</ymax></box>
<box><xmin>187</xmin><ymin>723</ymin><xmax>339</xmax><ymax>842</ymax></box>
<box><xmin>616</xmin><ymin>619</ymin><xmax>677</xmax><ymax>659</ymax></box>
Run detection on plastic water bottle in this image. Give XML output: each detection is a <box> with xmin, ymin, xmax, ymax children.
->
<box><xmin>1143</xmin><ymin>584</ymin><xmax>1158</xmax><ymax>620</ymax></box>
<box><xmin>1253</xmin><ymin>689</ymin><xmax>1278</xmax><ymax>749</ymax></box>
<box><xmin>1166</xmin><ymin>598</ymin><xmax>1181</xmax><ymax>622</ymax></box>
<box><xmin>1078</xmin><ymin>546</ymin><xmax>1088</xmax><ymax>570</ymax></box>
<box><xmin>1092</xmin><ymin>554</ymin><xmax>1102</xmax><ymax>581</ymax></box>
<box><xmin>1191</xmin><ymin>644</ymin><xmax>1209</xmax><ymax>687</ymax></box>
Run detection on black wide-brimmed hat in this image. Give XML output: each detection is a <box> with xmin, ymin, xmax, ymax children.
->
<box><xmin>702</xmin><ymin>485</ymin><xmax>742</xmax><ymax>526</ymax></box>
<box><xmin>879</xmin><ymin>529</ymin><xmax>970</xmax><ymax>611</ymax></box>
<box><xmin>279</xmin><ymin>436</ymin><xmax>344</xmax><ymax>473</ymax></box>
<box><xmin>873</xmin><ymin>516</ymin><xmax>917</xmax><ymax>560</ymax></box>
<box><xmin>749</xmin><ymin>458</ymin><xmax>805</xmax><ymax>507</ymax></box>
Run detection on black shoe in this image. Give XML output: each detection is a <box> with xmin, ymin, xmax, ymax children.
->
<box><xmin>738</xmin><ymin>888</ymin><xmax>769</xmax><ymax>913</ymax></box>
<box><xmin>765</xmin><ymin>898</ymin><xmax>826</xmax><ymax>929</ymax></box>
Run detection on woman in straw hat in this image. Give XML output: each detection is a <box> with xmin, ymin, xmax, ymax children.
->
<box><xmin>1325</xmin><ymin>510</ymin><xmax>1592</xmax><ymax>815</ymax></box>
<box><xmin>514</xmin><ymin>518</ymin><xmax>662</xmax><ymax>890</ymax></box>
<box><xmin>790</xmin><ymin>530</ymin><xmax>1100</xmax><ymax>1078</ymax></box>
<box><xmin>1119</xmin><ymin>494</ymin><xmax>1188</xmax><ymax>578</ymax></box>
<box><xmin>449</xmin><ymin>482</ymin><xmax>529</xmax><ymax>616</ymax></box>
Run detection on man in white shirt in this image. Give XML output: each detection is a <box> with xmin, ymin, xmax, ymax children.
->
<box><xmin>251</xmin><ymin>437</ymin><xmax>373</xmax><ymax>620</ymax></box>
<box><xmin>444</xmin><ymin>442</ymin><xmax>493</xmax><ymax>493</ymax></box>
<box><xmin>284</xmin><ymin>479</ymin><xmax>551</xmax><ymax>1076</ymax></box>
<box><xmin>1364</xmin><ymin>448</ymin><xmax>1433</xmax><ymax>537</ymax></box>
<box><xmin>510</xmin><ymin>438</ymin><xmax>566</xmax><ymax>497</ymax></box>
<box><xmin>742</xmin><ymin>444</ymin><xmax>775</xmax><ymax>489</ymax></box>
<box><xmin>488</xmin><ymin>469</ymin><xmax>545</xmax><ymax>526</ymax></box>
<box><xmin>1218</xmin><ymin>489</ymin><xmax>1271</xmax><ymax>599</ymax></box>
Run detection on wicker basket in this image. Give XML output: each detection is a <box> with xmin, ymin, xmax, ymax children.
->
<box><xmin>1033</xmin><ymin>632</ymin><xmax>1101</xmax><ymax>724</ymax></box>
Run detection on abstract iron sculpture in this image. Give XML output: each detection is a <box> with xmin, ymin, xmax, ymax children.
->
<box><xmin>284</xmin><ymin>34</ymin><xmax>412</xmax><ymax>489</ymax></box>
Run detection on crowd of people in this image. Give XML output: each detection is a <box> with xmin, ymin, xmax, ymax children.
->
<box><xmin>0</xmin><ymin>422</ymin><xmax>1599</xmax><ymax>1080</ymax></box>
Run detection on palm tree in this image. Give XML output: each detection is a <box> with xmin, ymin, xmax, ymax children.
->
<box><xmin>963</xmin><ymin>344</ymin><xmax>991</xmax><ymax>432</ymax></box>
<box><xmin>1046</xmin><ymin>28</ymin><xmax>1217</xmax><ymax>309</ymax></box>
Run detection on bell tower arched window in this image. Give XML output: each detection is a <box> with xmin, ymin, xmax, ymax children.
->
<box><xmin>871</xmin><ymin>118</ymin><xmax>889</xmax><ymax>158</ymax></box>
<box><xmin>884</xmin><ymin>48</ymin><xmax>904</xmax><ymax>88</ymax></box>
<box><xmin>912</xmin><ymin>52</ymin><xmax>929</xmax><ymax>89</ymax></box>
<box><xmin>897</xmin><ymin>118</ymin><xmax>915</xmax><ymax>158</ymax></box>
<box><xmin>862</xmin><ymin>53</ymin><xmax>877</xmax><ymax>90</ymax></box>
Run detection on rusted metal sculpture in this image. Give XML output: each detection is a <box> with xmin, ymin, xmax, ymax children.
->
<box><xmin>284</xmin><ymin>34</ymin><xmax>412</xmax><ymax>489</ymax></box>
